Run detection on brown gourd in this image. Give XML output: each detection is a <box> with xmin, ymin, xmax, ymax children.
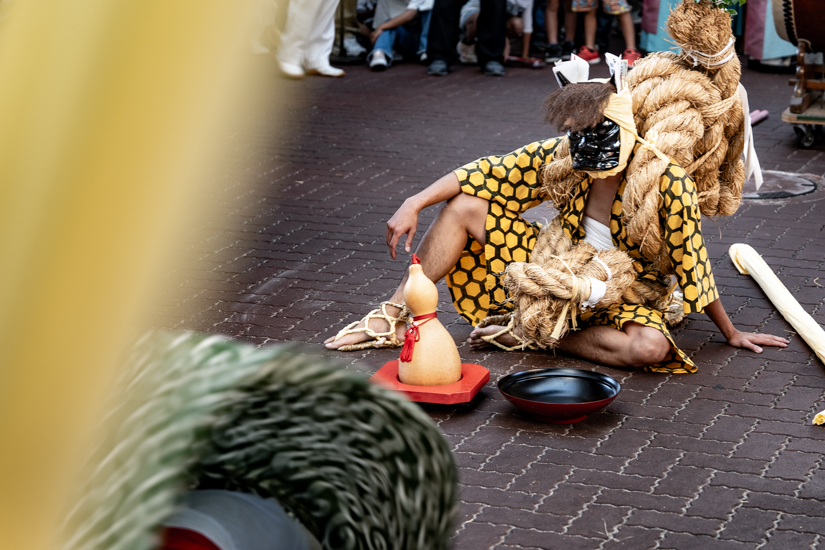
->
<box><xmin>398</xmin><ymin>254</ymin><xmax>462</xmax><ymax>386</ymax></box>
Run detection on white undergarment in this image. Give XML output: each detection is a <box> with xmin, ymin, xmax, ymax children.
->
<box><xmin>582</xmin><ymin>215</ymin><xmax>614</xmax><ymax>250</ymax></box>
<box><xmin>580</xmin><ymin>216</ymin><xmax>614</xmax><ymax>309</ymax></box>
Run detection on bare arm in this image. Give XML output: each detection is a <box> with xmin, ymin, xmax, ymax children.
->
<box><xmin>386</xmin><ymin>172</ymin><xmax>461</xmax><ymax>259</ymax></box>
<box><xmin>703</xmin><ymin>298</ymin><xmax>788</xmax><ymax>352</ymax></box>
<box><xmin>371</xmin><ymin>9</ymin><xmax>417</xmax><ymax>43</ymax></box>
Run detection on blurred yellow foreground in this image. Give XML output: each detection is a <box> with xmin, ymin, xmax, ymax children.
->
<box><xmin>0</xmin><ymin>1</ymin><xmax>265</xmax><ymax>547</ymax></box>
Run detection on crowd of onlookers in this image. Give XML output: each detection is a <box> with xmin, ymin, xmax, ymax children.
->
<box><xmin>261</xmin><ymin>0</ymin><xmax>645</xmax><ymax>79</ymax></box>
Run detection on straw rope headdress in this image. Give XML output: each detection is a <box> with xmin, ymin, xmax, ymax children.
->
<box><xmin>488</xmin><ymin>0</ymin><xmax>760</xmax><ymax>349</ymax></box>
<box><xmin>542</xmin><ymin>0</ymin><xmax>758</xmax><ymax>267</ymax></box>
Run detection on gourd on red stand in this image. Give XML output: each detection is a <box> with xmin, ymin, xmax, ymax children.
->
<box><xmin>398</xmin><ymin>254</ymin><xmax>462</xmax><ymax>386</ymax></box>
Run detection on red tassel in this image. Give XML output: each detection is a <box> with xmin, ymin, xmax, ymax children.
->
<box><xmin>411</xmin><ymin>253</ymin><xmax>421</xmax><ymax>264</ymax></box>
<box><xmin>398</xmin><ymin>312</ymin><xmax>438</xmax><ymax>363</ymax></box>
<box><xmin>399</xmin><ymin>325</ymin><xmax>419</xmax><ymax>362</ymax></box>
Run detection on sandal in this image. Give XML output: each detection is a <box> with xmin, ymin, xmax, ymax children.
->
<box><xmin>477</xmin><ymin>314</ymin><xmax>539</xmax><ymax>351</ymax></box>
<box><xmin>328</xmin><ymin>301</ymin><xmax>411</xmax><ymax>351</ymax></box>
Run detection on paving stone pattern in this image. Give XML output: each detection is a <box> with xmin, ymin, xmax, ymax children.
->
<box><xmin>158</xmin><ymin>58</ymin><xmax>825</xmax><ymax>549</ymax></box>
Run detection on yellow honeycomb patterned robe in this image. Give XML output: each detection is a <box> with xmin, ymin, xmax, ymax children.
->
<box><xmin>446</xmin><ymin>137</ymin><xmax>719</xmax><ymax>373</ymax></box>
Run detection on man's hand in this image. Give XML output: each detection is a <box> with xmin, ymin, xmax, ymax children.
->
<box><xmin>370</xmin><ymin>27</ymin><xmax>383</xmax><ymax>44</ymax></box>
<box><xmin>384</xmin><ymin>172</ymin><xmax>462</xmax><ymax>260</ymax></box>
<box><xmin>703</xmin><ymin>298</ymin><xmax>789</xmax><ymax>353</ymax></box>
<box><xmin>386</xmin><ymin>199</ymin><xmax>420</xmax><ymax>259</ymax></box>
<box><xmin>726</xmin><ymin>329</ymin><xmax>788</xmax><ymax>353</ymax></box>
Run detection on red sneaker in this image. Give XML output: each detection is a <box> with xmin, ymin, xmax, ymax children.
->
<box><xmin>621</xmin><ymin>48</ymin><xmax>643</xmax><ymax>68</ymax></box>
<box><xmin>577</xmin><ymin>45</ymin><xmax>600</xmax><ymax>65</ymax></box>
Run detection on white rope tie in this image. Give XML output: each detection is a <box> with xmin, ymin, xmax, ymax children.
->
<box><xmin>682</xmin><ymin>37</ymin><xmax>735</xmax><ymax>68</ymax></box>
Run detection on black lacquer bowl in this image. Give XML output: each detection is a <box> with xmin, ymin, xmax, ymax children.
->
<box><xmin>498</xmin><ymin>368</ymin><xmax>621</xmax><ymax>424</ymax></box>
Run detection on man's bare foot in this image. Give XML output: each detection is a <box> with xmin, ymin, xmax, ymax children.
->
<box><xmin>324</xmin><ymin>303</ymin><xmax>407</xmax><ymax>349</ymax></box>
<box><xmin>467</xmin><ymin>325</ymin><xmax>520</xmax><ymax>350</ymax></box>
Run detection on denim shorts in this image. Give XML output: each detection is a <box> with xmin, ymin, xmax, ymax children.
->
<box><xmin>571</xmin><ymin>0</ymin><xmax>630</xmax><ymax>15</ymax></box>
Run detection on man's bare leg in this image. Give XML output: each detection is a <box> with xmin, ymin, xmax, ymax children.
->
<box><xmin>325</xmin><ymin>193</ymin><xmax>488</xmax><ymax>349</ymax></box>
<box><xmin>469</xmin><ymin>321</ymin><xmax>671</xmax><ymax>368</ymax></box>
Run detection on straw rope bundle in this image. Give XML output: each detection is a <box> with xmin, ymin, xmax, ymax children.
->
<box><xmin>498</xmin><ymin>218</ymin><xmax>688</xmax><ymax>349</ymax></box>
<box><xmin>501</xmin><ymin>219</ymin><xmax>634</xmax><ymax>348</ymax></box>
<box><xmin>540</xmin><ymin>0</ymin><xmax>745</xmax><ymax>270</ymax></box>
<box><xmin>665</xmin><ymin>0</ymin><xmax>745</xmax><ymax>216</ymax></box>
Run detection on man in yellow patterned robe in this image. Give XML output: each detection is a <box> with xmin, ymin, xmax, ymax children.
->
<box><xmin>326</xmin><ymin>84</ymin><xmax>788</xmax><ymax>372</ymax></box>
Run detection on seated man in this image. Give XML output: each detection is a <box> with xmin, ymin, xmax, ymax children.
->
<box><xmin>367</xmin><ymin>0</ymin><xmax>433</xmax><ymax>70</ymax></box>
<box><xmin>325</xmin><ymin>81</ymin><xmax>788</xmax><ymax>372</ymax></box>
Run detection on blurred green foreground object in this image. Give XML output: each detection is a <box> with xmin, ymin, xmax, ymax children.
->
<box><xmin>62</xmin><ymin>332</ymin><xmax>457</xmax><ymax>550</ymax></box>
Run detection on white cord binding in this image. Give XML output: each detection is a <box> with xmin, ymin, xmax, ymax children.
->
<box><xmin>682</xmin><ymin>37</ymin><xmax>735</xmax><ymax>68</ymax></box>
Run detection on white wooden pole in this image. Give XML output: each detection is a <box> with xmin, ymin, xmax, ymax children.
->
<box><xmin>729</xmin><ymin>244</ymin><xmax>825</xmax><ymax>425</ymax></box>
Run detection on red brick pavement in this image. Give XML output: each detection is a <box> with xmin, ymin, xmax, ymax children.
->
<box><xmin>158</xmin><ymin>56</ymin><xmax>825</xmax><ymax>549</ymax></box>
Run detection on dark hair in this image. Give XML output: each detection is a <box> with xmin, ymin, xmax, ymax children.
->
<box><xmin>542</xmin><ymin>82</ymin><xmax>616</xmax><ymax>133</ymax></box>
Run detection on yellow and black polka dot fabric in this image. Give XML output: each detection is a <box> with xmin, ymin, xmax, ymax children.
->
<box><xmin>580</xmin><ymin>305</ymin><xmax>695</xmax><ymax>373</ymax></box>
<box><xmin>445</xmin><ymin>137</ymin><xmax>719</xmax><ymax>374</ymax></box>
<box><xmin>446</xmin><ymin>138</ymin><xmax>562</xmax><ymax>325</ymax></box>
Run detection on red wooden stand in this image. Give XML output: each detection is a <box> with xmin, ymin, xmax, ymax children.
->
<box><xmin>369</xmin><ymin>361</ymin><xmax>490</xmax><ymax>404</ymax></box>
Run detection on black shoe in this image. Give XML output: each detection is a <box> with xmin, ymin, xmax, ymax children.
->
<box><xmin>546</xmin><ymin>43</ymin><xmax>563</xmax><ymax>63</ymax></box>
<box><xmin>561</xmin><ymin>40</ymin><xmax>575</xmax><ymax>61</ymax></box>
<box><xmin>483</xmin><ymin>60</ymin><xmax>505</xmax><ymax>76</ymax></box>
<box><xmin>427</xmin><ymin>59</ymin><xmax>449</xmax><ymax>76</ymax></box>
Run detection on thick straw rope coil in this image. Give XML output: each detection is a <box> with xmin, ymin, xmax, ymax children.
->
<box><xmin>503</xmin><ymin>220</ymin><xmax>636</xmax><ymax>348</ymax></box>
<box><xmin>540</xmin><ymin>0</ymin><xmax>745</xmax><ymax>272</ymax></box>
<box><xmin>502</xmin><ymin>220</ymin><xmax>686</xmax><ymax>349</ymax></box>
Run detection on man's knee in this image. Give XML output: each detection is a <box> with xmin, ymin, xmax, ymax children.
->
<box><xmin>443</xmin><ymin>193</ymin><xmax>488</xmax><ymax>238</ymax></box>
<box><xmin>445</xmin><ymin>192</ymin><xmax>487</xmax><ymax>215</ymax></box>
<box><xmin>627</xmin><ymin>326</ymin><xmax>670</xmax><ymax>368</ymax></box>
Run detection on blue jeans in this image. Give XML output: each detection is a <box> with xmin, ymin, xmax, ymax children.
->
<box><xmin>369</xmin><ymin>12</ymin><xmax>432</xmax><ymax>65</ymax></box>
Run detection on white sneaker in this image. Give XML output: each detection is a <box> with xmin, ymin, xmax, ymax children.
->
<box><xmin>305</xmin><ymin>63</ymin><xmax>345</xmax><ymax>77</ymax></box>
<box><xmin>278</xmin><ymin>60</ymin><xmax>304</xmax><ymax>78</ymax></box>
<box><xmin>344</xmin><ymin>36</ymin><xmax>367</xmax><ymax>57</ymax></box>
<box><xmin>370</xmin><ymin>50</ymin><xmax>389</xmax><ymax>71</ymax></box>
<box><xmin>457</xmin><ymin>41</ymin><xmax>477</xmax><ymax>65</ymax></box>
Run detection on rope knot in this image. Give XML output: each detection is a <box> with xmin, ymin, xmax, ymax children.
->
<box><xmin>638</xmin><ymin>131</ymin><xmax>670</xmax><ymax>164</ymax></box>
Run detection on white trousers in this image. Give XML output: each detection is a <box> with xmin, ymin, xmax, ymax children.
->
<box><xmin>278</xmin><ymin>0</ymin><xmax>339</xmax><ymax>68</ymax></box>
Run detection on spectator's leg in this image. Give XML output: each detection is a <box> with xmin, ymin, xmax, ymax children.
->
<box><xmin>563</xmin><ymin>2</ymin><xmax>576</xmax><ymax>42</ymax></box>
<box><xmin>465</xmin><ymin>12</ymin><xmax>479</xmax><ymax>43</ymax></box>
<box><xmin>521</xmin><ymin>31</ymin><xmax>531</xmax><ymax>57</ymax></box>
<box><xmin>475</xmin><ymin>0</ymin><xmax>507</xmax><ymax>66</ymax></box>
<box><xmin>583</xmin><ymin>7</ymin><xmax>597</xmax><ymax>49</ymax></box>
<box><xmin>504</xmin><ymin>16</ymin><xmax>523</xmax><ymax>58</ymax></box>
<box><xmin>546</xmin><ymin>0</ymin><xmax>559</xmax><ymax>44</ymax></box>
<box><xmin>334</xmin><ymin>0</ymin><xmax>364</xmax><ymax>56</ymax></box>
<box><xmin>278</xmin><ymin>0</ymin><xmax>313</xmax><ymax>69</ymax></box>
<box><xmin>617</xmin><ymin>11</ymin><xmax>636</xmax><ymax>50</ymax></box>
<box><xmin>427</xmin><ymin>0</ymin><xmax>463</xmax><ymax>65</ymax></box>
<box><xmin>395</xmin><ymin>25</ymin><xmax>420</xmax><ymax>59</ymax></box>
<box><xmin>304</xmin><ymin>0</ymin><xmax>345</xmax><ymax>75</ymax></box>
<box><xmin>418</xmin><ymin>11</ymin><xmax>432</xmax><ymax>57</ymax></box>
<box><xmin>370</xmin><ymin>27</ymin><xmax>397</xmax><ymax>60</ymax></box>
<box><xmin>595</xmin><ymin>8</ymin><xmax>613</xmax><ymax>54</ymax></box>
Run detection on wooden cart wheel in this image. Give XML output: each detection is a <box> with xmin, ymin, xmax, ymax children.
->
<box><xmin>794</xmin><ymin>124</ymin><xmax>815</xmax><ymax>148</ymax></box>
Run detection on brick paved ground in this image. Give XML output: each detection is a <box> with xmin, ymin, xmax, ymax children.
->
<box><xmin>157</xmin><ymin>56</ymin><xmax>825</xmax><ymax>549</ymax></box>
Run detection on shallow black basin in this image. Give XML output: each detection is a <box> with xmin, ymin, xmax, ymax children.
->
<box><xmin>498</xmin><ymin>368</ymin><xmax>621</xmax><ymax>424</ymax></box>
